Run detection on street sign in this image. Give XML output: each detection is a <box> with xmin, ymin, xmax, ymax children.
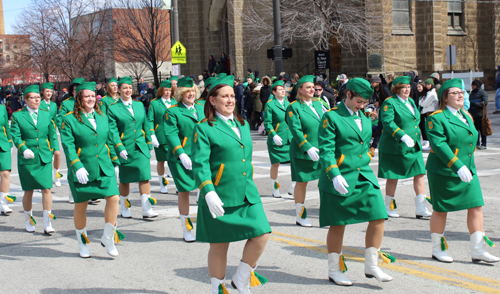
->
<box><xmin>315</xmin><ymin>50</ymin><xmax>330</xmax><ymax>70</ymax></box>
<box><xmin>172</xmin><ymin>64</ymin><xmax>180</xmax><ymax>76</ymax></box>
<box><xmin>171</xmin><ymin>41</ymin><xmax>186</xmax><ymax>64</ymax></box>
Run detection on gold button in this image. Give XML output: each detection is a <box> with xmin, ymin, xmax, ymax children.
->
<box><xmin>241</xmin><ymin>145</ymin><xmax>244</xmax><ymax>148</ymax></box>
<box><xmin>134</xmin><ymin>130</ymin><xmax>136</xmax><ymax>132</ymax></box>
<box><xmin>470</xmin><ymin>134</ymin><xmax>472</xmax><ymax>136</ymax></box>
<box><xmin>134</xmin><ymin>139</ymin><xmax>136</xmax><ymax>141</ymax></box>
<box><xmin>36</xmin><ymin>146</ymin><xmax>39</xmax><ymax>148</ymax></box>
<box><xmin>359</xmin><ymin>155</ymin><xmax>362</xmax><ymax>158</ymax></box>
<box><xmin>415</xmin><ymin>126</ymin><xmax>417</xmax><ymax>128</ymax></box>
<box><xmin>414</xmin><ymin>119</ymin><xmax>416</xmax><ymax>122</ymax></box>
<box><xmin>416</xmin><ymin>133</ymin><xmax>418</xmax><ymax>135</ymax></box>
<box><xmin>36</xmin><ymin>138</ymin><xmax>38</xmax><ymax>140</ymax></box>
<box><xmin>357</xmin><ymin>167</ymin><xmax>360</xmax><ymax>171</ymax></box>
<box><xmin>133</xmin><ymin>120</ymin><xmax>136</xmax><ymax>123</ymax></box>
<box><xmin>361</xmin><ymin>142</ymin><xmax>364</xmax><ymax>145</ymax></box>
<box><xmin>96</xmin><ymin>155</ymin><xmax>98</xmax><ymax>157</ymax></box>
<box><xmin>470</xmin><ymin>144</ymin><xmax>472</xmax><ymax>147</ymax></box>
<box><xmin>469</xmin><ymin>154</ymin><xmax>471</xmax><ymax>157</ymax></box>
<box><xmin>243</xmin><ymin>173</ymin><xmax>246</xmax><ymax>176</ymax></box>
<box><xmin>36</xmin><ymin>130</ymin><xmax>38</xmax><ymax>132</ymax></box>
<box><xmin>95</xmin><ymin>134</ymin><xmax>97</xmax><ymax>136</ymax></box>
<box><xmin>242</xmin><ymin>159</ymin><xmax>246</xmax><ymax>162</ymax></box>
<box><xmin>95</xmin><ymin>144</ymin><xmax>98</xmax><ymax>147</ymax></box>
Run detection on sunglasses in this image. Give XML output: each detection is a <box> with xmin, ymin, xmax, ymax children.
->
<box><xmin>314</xmin><ymin>88</ymin><xmax>323</xmax><ymax>91</ymax></box>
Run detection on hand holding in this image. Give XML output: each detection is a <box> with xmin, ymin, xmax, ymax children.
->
<box><xmin>205</xmin><ymin>191</ymin><xmax>225</xmax><ymax>218</ymax></box>
<box><xmin>273</xmin><ymin>135</ymin><xmax>283</xmax><ymax>146</ymax></box>
<box><xmin>401</xmin><ymin>134</ymin><xmax>415</xmax><ymax>148</ymax></box>
<box><xmin>23</xmin><ymin>149</ymin><xmax>35</xmax><ymax>159</ymax></box>
<box><xmin>457</xmin><ymin>166</ymin><xmax>473</xmax><ymax>183</ymax></box>
<box><xmin>179</xmin><ymin>153</ymin><xmax>192</xmax><ymax>170</ymax></box>
<box><xmin>75</xmin><ymin>168</ymin><xmax>89</xmax><ymax>184</ymax></box>
<box><xmin>306</xmin><ymin>147</ymin><xmax>320</xmax><ymax>162</ymax></box>
<box><xmin>151</xmin><ymin>135</ymin><xmax>160</xmax><ymax>148</ymax></box>
<box><xmin>332</xmin><ymin>175</ymin><xmax>349</xmax><ymax>195</ymax></box>
<box><xmin>119</xmin><ymin>150</ymin><xmax>128</xmax><ymax>160</ymax></box>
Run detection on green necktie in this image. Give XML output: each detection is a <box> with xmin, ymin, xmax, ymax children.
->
<box><xmin>125</xmin><ymin>103</ymin><xmax>132</xmax><ymax>109</ymax></box>
<box><xmin>85</xmin><ymin>112</ymin><xmax>95</xmax><ymax>119</ymax></box>
<box><xmin>404</xmin><ymin>99</ymin><xmax>411</xmax><ymax>106</ymax></box>
<box><xmin>164</xmin><ymin>99</ymin><xmax>171</xmax><ymax>108</ymax></box>
<box><xmin>455</xmin><ymin>110</ymin><xmax>464</xmax><ymax>120</ymax></box>
<box><xmin>352</xmin><ymin>112</ymin><xmax>360</xmax><ymax>120</ymax></box>
<box><xmin>227</xmin><ymin>118</ymin><xmax>236</xmax><ymax>128</ymax></box>
<box><xmin>189</xmin><ymin>107</ymin><xmax>197</xmax><ymax>114</ymax></box>
<box><xmin>31</xmin><ymin>112</ymin><xmax>38</xmax><ymax>120</ymax></box>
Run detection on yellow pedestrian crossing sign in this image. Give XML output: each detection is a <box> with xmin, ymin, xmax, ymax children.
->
<box><xmin>171</xmin><ymin>41</ymin><xmax>186</xmax><ymax>64</ymax></box>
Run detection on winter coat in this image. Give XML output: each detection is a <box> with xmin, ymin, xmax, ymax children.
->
<box><xmin>208</xmin><ymin>59</ymin><xmax>216</xmax><ymax>73</ymax></box>
<box><xmin>252</xmin><ymin>87</ymin><xmax>262</xmax><ymax>112</ymax></box>
<box><xmin>496</xmin><ymin>65</ymin><xmax>500</xmax><ymax>89</ymax></box>
<box><xmin>259</xmin><ymin>77</ymin><xmax>272</xmax><ymax>109</ymax></box>
<box><xmin>469</xmin><ymin>88</ymin><xmax>488</xmax><ymax>118</ymax></box>
<box><xmin>419</xmin><ymin>88</ymin><xmax>438</xmax><ymax>114</ymax></box>
<box><xmin>234</xmin><ymin>84</ymin><xmax>244</xmax><ymax>112</ymax></box>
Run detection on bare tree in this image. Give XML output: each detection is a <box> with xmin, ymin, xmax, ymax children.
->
<box><xmin>118</xmin><ymin>61</ymin><xmax>150</xmax><ymax>83</ymax></box>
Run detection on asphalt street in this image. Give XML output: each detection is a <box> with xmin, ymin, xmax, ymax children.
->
<box><xmin>1</xmin><ymin>93</ymin><xmax>500</xmax><ymax>293</ymax></box>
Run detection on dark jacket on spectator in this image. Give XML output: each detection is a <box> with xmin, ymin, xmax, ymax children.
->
<box><xmin>259</xmin><ymin>76</ymin><xmax>272</xmax><ymax>108</ymax></box>
<box><xmin>469</xmin><ymin>81</ymin><xmax>488</xmax><ymax>118</ymax></box>
<box><xmin>235</xmin><ymin>83</ymin><xmax>244</xmax><ymax>112</ymax></box>
<box><xmin>496</xmin><ymin>65</ymin><xmax>500</xmax><ymax>89</ymax></box>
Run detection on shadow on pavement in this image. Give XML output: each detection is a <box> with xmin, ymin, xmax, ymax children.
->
<box><xmin>40</xmin><ymin>288</ymin><xmax>169</xmax><ymax>294</ymax></box>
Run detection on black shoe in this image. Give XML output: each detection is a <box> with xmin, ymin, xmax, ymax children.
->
<box><xmin>88</xmin><ymin>199</ymin><xmax>101</xmax><ymax>205</ymax></box>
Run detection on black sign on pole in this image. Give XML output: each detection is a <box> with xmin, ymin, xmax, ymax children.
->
<box><xmin>315</xmin><ymin>50</ymin><xmax>330</xmax><ymax>70</ymax></box>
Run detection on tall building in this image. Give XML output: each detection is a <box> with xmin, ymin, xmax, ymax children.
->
<box><xmin>0</xmin><ymin>0</ymin><xmax>5</xmax><ymax>35</ymax></box>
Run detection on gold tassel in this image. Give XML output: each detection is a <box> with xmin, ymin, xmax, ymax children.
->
<box><xmin>185</xmin><ymin>218</ymin><xmax>193</xmax><ymax>231</ymax></box>
<box><xmin>250</xmin><ymin>271</ymin><xmax>261</xmax><ymax>287</ymax></box>
<box><xmin>125</xmin><ymin>199</ymin><xmax>131</xmax><ymax>208</ymax></box>
<box><xmin>48</xmin><ymin>213</ymin><xmax>57</xmax><ymax>220</ymax></box>
<box><xmin>339</xmin><ymin>254</ymin><xmax>348</xmax><ymax>273</ymax></box>
<box><xmin>29</xmin><ymin>215</ymin><xmax>36</xmax><ymax>226</ymax></box>
<box><xmin>379</xmin><ymin>250</ymin><xmax>396</xmax><ymax>264</ymax></box>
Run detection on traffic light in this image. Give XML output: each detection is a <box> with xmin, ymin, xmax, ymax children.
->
<box><xmin>267</xmin><ymin>47</ymin><xmax>293</xmax><ymax>60</ymax></box>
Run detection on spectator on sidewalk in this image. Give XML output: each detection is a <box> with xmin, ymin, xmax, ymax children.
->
<box><xmin>138</xmin><ymin>78</ymin><xmax>148</xmax><ymax>94</ymax></box>
<box><xmin>469</xmin><ymin>80</ymin><xmax>488</xmax><ymax>149</ymax></box>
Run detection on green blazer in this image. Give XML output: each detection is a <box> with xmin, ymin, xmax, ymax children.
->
<box><xmin>56</xmin><ymin>97</ymin><xmax>75</xmax><ymax>130</ymax></box>
<box><xmin>61</xmin><ymin>111</ymin><xmax>119</xmax><ymax>182</ymax></box>
<box><xmin>0</xmin><ymin>105</ymin><xmax>12</xmax><ymax>152</ymax></box>
<box><xmin>285</xmin><ymin>99</ymin><xmax>323</xmax><ymax>160</ymax></box>
<box><xmin>379</xmin><ymin>95</ymin><xmax>422</xmax><ymax>154</ymax></box>
<box><xmin>192</xmin><ymin>117</ymin><xmax>260</xmax><ymax>207</ymax></box>
<box><xmin>11</xmin><ymin>107</ymin><xmax>57</xmax><ymax>165</ymax></box>
<box><xmin>318</xmin><ymin>102</ymin><xmax>378</xmax><ymax>196</ymax></box>
<box><xmin>99</xmin><ymin>95</ymin><xmax>118</xmax><ymax>115</ymax></box>
<box><xmin>425</xmin><ymin>108</ymin><xmax>477</xmax><ymax>177</ymax></box>
<box><xmin>40</xmin><ymin>99</ymin><xmax>57</xmax><ymax>122</ymax></box>
<box><xmin>108</xmin><ymin>99</ymin><xmax>153</xmax><ymax>164</ymax></box>
<box><xmin>148</xmin><ymin>98</ymin><xmax>177</xmax><ymax>146</ymax></box>
<box><xmin>164</xmin><ymin>102</ymin><xmax>205</xmax><ymax>163</ymax></box>
<box><xmin>264</xmin><ymin>98</ymin><xmax>291</xmax><ymax>146</ymax></box>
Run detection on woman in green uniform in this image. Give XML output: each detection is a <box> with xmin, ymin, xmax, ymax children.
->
<box><xmin>378</xmin><ymin>76</ymin><xmax>431</xmax><ymax>219</ymax></box>
<box><xmin>148</xmin><ymin>80</ymin><xmax>177</xmax><ymax>194</ymax></box>
<box><xmin>197</xmin><ymin>76</ymin><xmax>217</xmax><ymax>105</ymax></box>
<box><xmin>164</xmin><ymin>77</ymin><xmax>204</xmax><ymax>242</ymax></box>
<box><xmin>0</xmin><ymin>104</ymin><xmax>14</xmax><ymax>214</ymax></box>
<box><xmin>426</xmin><ymin>78</ymin><xmax>499</xmax><ymax>263</ymax></box>
<box><xmin>108</xmin><ymin>77</ymin><xmax>157</xmax><ymax>219</ymax></box>
<box><xmin>285</xmin><ymin>75</ymin><xmax>323</xmax><ymax>227</ymax></box>
<box><xmin>264</xmin><ymin>80</ymin><xmax>295</xmax><ymax>197</ymax></box>
<box><xmin>11</xmin><ymin>85</ymin><xmax>58</xmax><ymax>234</ymax></box>
<box><xmin>99</xmin><ymin>77</ymin><xmax>119</xmax><ymax>114</ymax></box>
<box><xmin>40</xmin><ymin>82</ymin><xmax>63</xmax><ymax>187</ymax></box>
<box><xmin>319</xmin><ymin>78</ymin><xmax>394</xmax><ymax>286</ymax></box>
<box><xmin>192</xmin><ymin>75</ymin><xmax>271</xmax><ymax>294</ymax></box>
<box><xmin>61</xmin><ymin>82</ymin><xmax>123</xmax><ymax>258</ymax></box>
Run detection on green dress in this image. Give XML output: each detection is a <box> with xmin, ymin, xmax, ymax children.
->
<box><xmin>11</xmin><ymin>108</ymin><xmax>57</xmax><ymax>190</ymax></box>
<box><xmin>40</xmin><ymin>99</ymin><xmax>59</xmax><ymax>156</ymax></box>
<box><xmin>56</xmin><ymin>96</ymin><xmax>77</xmax><ymax>190</ymax></box>
<box><xmin>192</xmin><ymin>116</ymin><xmax>271</xmax><ymax>243</ymax></box>
<box><xmin>378</xmin><ymin>95</ymin><xmax>425</xmax><ymax>179</ymax></box>
<box><xmin>61</xmin><ymin>111</ymin><xmax>120</xmax><ymax>203</ymax></box>
<box><xmin>318</xmin><ymin>103</ymin><xmax>387</xmax><ymax>226</ymax></box>
<box><xmin>164</xmin><ymin>102</ymin><xmax>205</xmax><ymax>192</ymax></box>
<box><xmin>264</xmin><ymin>98</ymin><xmax>291</xmax><ymax>164</ymax></box>
<box><xmin>425</xmin><ymin>108</ymin><xmax>483</xmax><ymax>212</ymax></box>
<box><xmin>148</xmin><ymin>98</ymin><xmax>177</xmax><ymax>161</ymax></box>
<box><xmin>0</xmin><ymin>105</ymin><xmax>12</xmax><ymax>171</ymax></box>
<box><xmin>285</xmin><ymin>99</ymin><xmax>323</xmax><ymax>182</ymax></box>
<box><xmin>108</xmin><ymin>99</ymin><xmax>153</xmax><ymax>184</ymax></box>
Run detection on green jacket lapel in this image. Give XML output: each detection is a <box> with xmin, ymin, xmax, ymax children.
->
<box><xmin>443</xmin><ymin>108</ymin><xmax>471</xmax><ymax>132</ymax></box>
<box><xmin>80</xmin><ymin>111</ymin><xmax>97</xmax><ymax>132</ymax></box>
<box><xmin>178</xmin><ymin>102</ymin><xmax>198</xmax><ymax>122</ymax></box>
<box><xmin>273</xmin><ymin>98</ymin><xmax>285</xmax><ymax>111</ymax></box>
<box><xmin>22</xmin><ymin>108</ymin><xmax>36</xmax><ymax>129</ymax></box>
<box><xmin>214</xmin><ymin>116</ymin><xmax>242</xmax><ymax>144</ymax></box>
<box><xmin>117</xmin><ymin>99</ymin><xmax>134</xmax><ymax>119</ymax></box>
<box><xmin>194</xmin><ymin>103</ymin><xmax>205</xmax><ymax>121</ymax></box>
<box><xmin>301</xmin><ymin>100</ymin><xmax>320</xmax><ymax>121</ymax></box>
<box><xmin>396</xmin><ymin>96</ymin><xmax>416</xmax><ymax>118</ymax></box>
<box><xmin>339</xmin><ymin>102</ymin><xmax>363</xmax><ymax>140</ymax></box>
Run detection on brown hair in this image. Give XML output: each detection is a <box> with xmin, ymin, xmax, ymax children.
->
<box><xmin>391</xmin><ymin>83</ymin><xmax>410</xmax><ymax>95</ymax></box>
<box><xmin>386</xmin><ymin>74</ymin><xmax>394</xmax><ymax>82</ymax></box>
<box><xmin>204</xmin><ymin>84</ymin><xmax>245</xmax><ymax>127</ymax></box>
<box><xmin>438</xmin><ymin>88</ymin><xmax>472</xmax><ymax>119</ymax></box>
<box><xmin>106</xmin><ymin>82</ymin><xmax>118</xmax><ymax>98</ymax></box>
<box><xmin>155</xmin><ymin>87</ymin><xmax>171</xmax><ymax>99</ymax></box>
<box><xmin>41</xmin><ymin>88</ymin><xmax>53</xmax><ymax>100</ymax></box>
<box><xmin>73</xmin><ymin>90</ymin><xmax>103</xmax><ymax>123</ymax></box>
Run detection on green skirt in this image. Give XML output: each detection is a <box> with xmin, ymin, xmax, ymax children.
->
<box><xmin>290</xmin><ymin>157</ymin><xmax>320</xmax><ymax>182</ymax></box>
<box><xmin>0</xmin><ymin>150</ymin><xmax>11</xmax><ymax>171</ymax></box>
<box><xmin>378</xmin><ymin>151</ymin><xmax>425</xmax><ymax>179</ymax></box>
<box><xmin>169</xmin><ymin>161</ymin><xmax>196</xmax><ymax>192</ymax></box>
<box><xmin>18</xmin><ymin>157</ymin><xmax>52</xmax><ymax>191</ymax></box>
<box><xmin>268</xmin><ymin>143</ymin><xmax>290</xmax><ymax>164</ymax></box>
<box><xmin>73</xmin><ymin>173</ymin><xmax>119</xmax><ymax>203</ymax></box>
<box><xmin>428</xmin><ymin>172</ymin><xmax>484</xmax><ymax>212</ymax></box>
<box><xmin>154</xmin><ymin>144</ymin><xmax>169</xmax><ymax>162</ymax></box>
<box><xmin>319</xmin><ymin>175</ymin><xmax>388</xmax><ymax>226</ymax></box>
<box><xmin>196</xmin><ymin>200</ymin><xmax>272</xmax><ymax>243</ymax></box>
<box><xmin>119</xmin><ymin>149</ymin><xmax>151</xmax><ymax>184</ymax></box>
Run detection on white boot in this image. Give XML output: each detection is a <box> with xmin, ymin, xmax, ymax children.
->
<box><xmin>43</xmin><ymin>210</ymin><xmax>55</xmax><ymax>234</ymax></box>
<box><xmin>68</xmin><ymin>193</ymin><xmax>74</xmax><ymax>204</ymax></box>
<box><xmin>328</xmin><ymin>252</ymin><xmax>353</xmax><ymax>286</ymax></box>
<box><xmin>24</xmin><ymin>210</ymin><xmax>35</xmax><ymax>232</ymax></box>
<box><xmin>385</xmin><ymin>195</ymin><xmax>399</xmax><ymax>218</ymax></box>
<box><xmin>415</xmin><ymin>194</ymin><xmax>432</xmax><ymax>218</ymax></box>
<box><xmin>0</xmin><ymin>192</ymin><xmax>13</xmax><ymax>214</ymax></box>
<box><xmin>53</xmin><ymin>169</ymin><xmax>62</xmax><ymax>187</ymax></box>
<box><xmin>75</xmin><ymin>227</ymin><xmax>91</xmax><ymax>258</ymax></box>
<box><xmin>295</xmin><ymin>203</ymin><xmax>312</xmax><ymax>227</ymax></box>
<box><xmin>180</xmin><ymin>214</ymin><xmax>195</xmax><ymax>242</ymax></box>
<box><xmin>231</xmin><ymin>261</ymin><xmax>267</xmax><ymax>293</ymax></box>
<box><xmin>211</xmin><ymin>277</ymin><xmax>227</xmax><ymax>294</ymax></box>
<box><xmin>115</xmin><ymin>166</ymin><xmax>120</xmax><ymax>183</ymax></box>
<box><xmin>158</xmin><ymin>175</ymin><xmax>168</xmax><ymax>194</ymax></box>
<box><xmin>431</xmin><ymin>232</ymin><xmax>453</xmax><ymax>262</ymax></box>
<box><xmin>101</xmin><ymin>223</ymin><xmax>119</xmax><ymax>257</ymax></box>
<box><xmin>288</xmin><ymin>181</ymin><xmax>296</xmax><ymax>196</ymax></box>
<box><xmin>364</xmin><ymin>247</ymin><xmax>393</xmax><ymax>282</ymax></box>
<box><xmin>141</xmin><ymin>194</ymin><xmax>158</xmax><ymax>219</ymax></box>
<box><xmin>119</xmin><ymin>195</ymin><xmax>132</xmax><ymax>218</ymax></box>
<box><xmin>470</xmin><ymin>231</ymin><xmax>500</xmax><ymax>263</ymax></box>
<box><xmin>271</xmin><ymin>180</ymin><xmax>281</xmax><ymax>198</ymax></box>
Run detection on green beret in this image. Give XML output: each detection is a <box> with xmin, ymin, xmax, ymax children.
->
<box><xmin>159</xmin><ymin>80</ymin><xmax>172</xmax><ymax>89</ymax></box>
<box><xmin>271</xmin><ymin>80</ymin><xmax>284</xmax><ymax>90</ymax></box>
<box><xmin>425</xmin><ymin>78</ymin><xmax>434</xmax><ymax>86</ymax></box>
<box><xmin>246</xmin><ymin>73</ymin><xmax>255</xmax><ymax>81</ymax></box>
<box><xmin>217</xmin><ymin>73</ymin><xmax>227</xmax><ymax>79</ymax></box>
<box><xmin>71</xmin><ymin>78</ymin><xmax>85</xmax><ymax>85</ymax></box>
<box><xmin>24</xmin><ymin>85</ymin><xmax>40</xmax><ymax>98</ymax></box>
<box><xmin>169</xmin><ymin>76</ymin><xmax>178</xmax><ymax>81</ymax></box>
<box><xmin>177</xmin><ymin>77</ymin><xmax>194</xmax><ymax>88</ymax></box>
<box><xmin>438</xmin><ymin>78</ymin><xmax>463</xmax><ymax>101</ymax></box>
<box><xmin>346</xmin><ymin>78</ymin><xmax>374</xmax><ymax>100</ymax></box>
<box><xmin>296</xmin><ymin>75</ymin><xmax>315</xmax><ymax>90</ymax></box>
<box><xmin>76</xmin><ymin>82</ymin><xmax>96</xmax><ymax>94</ymax></box>
<box><xmin>205</xmin><ymin>77</ymin><xmax>217</xmax><ymax>87</ymax></box>
<box><xmin>393</xmin><ymin>76</ymin><xmax>411</xmax><ymax>85</ymax></box>
<box><xmin>118</xmin><ymin>77</ymin><xmax>133</xmax><ymax>86</ymax></box>
<box><xmin>108</xmin><ymin>77</ymin><xmax>118</xmax><ymax>84</ymax></box>
<box><xmin>41</xmin><ymin>82</ymin><xmax>54</xmax><ymax>90</ymax></box>
<box><xmin>209</xmin><ymin>75</ymin><xmax>235</xmax><ymax>93</ymax></box>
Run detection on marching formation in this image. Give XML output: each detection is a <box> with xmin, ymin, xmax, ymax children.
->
<box><xmin>0</xmin><ymin>73</ymin><xmax>498</xmax><ymax>293</ymax></box>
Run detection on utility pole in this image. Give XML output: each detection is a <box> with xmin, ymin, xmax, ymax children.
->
<box><xmin>171</xmin><ymin>0</ymin><xmax>180</xmax><ymax>75</ymax></box>
<box><xmin>272</xmin><ymin>0</ymin><xmax>283</xmax><ymax>77</ymax></box>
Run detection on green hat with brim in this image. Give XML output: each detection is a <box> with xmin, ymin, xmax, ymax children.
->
<box><xmin>217</xmin><ymin>73</ymin><xmax>227</xmax><ymax>79</ymax></box>
<box><xmin>108</xmin><ymin>77</ymin><xmax>118</xmax><ymax>84</ymax></box>
<box><xmin>76</xmin><ymin>82</ymin><xmax>96</xmax><ymax>94</ymax></box>
<box><xmin>24</xmin><ymin>85</ymin><xmax>40</xmax><ymax>98</ymax></box>
<box><xmin>41</xmin><ymin>82</ymin><xmax>54</xmax><ymax>90</ymax></box>
<box><xmin>118</xmin><ymin>77</ymin><xmax>133</xmax><ymax>86</ymax></box>
<box><xmin>246</xmin><ymin>73</ymin><xmax>255</xmax><ymax>81</ymax></box>
<box><xmin>177</xmin><ymin>77</ymin><xmax>194</xmax><ymax>88</ymax></box>
<box><xmin>169</xmin><ymin>76</ymin><xmax>178</xmax><ymax>81</ymax></box>
<box><xmin>296</xmin><ymin>75</ymin><xmax>315</xmax><ymax>90</ymax></box>
<box><xmin>438</xmin><ymin>78</ymin><xmax>463</xmax><ymax>101</ymax></box>
<box><xmin>393</xmin><ymin>76</ymin><xmax>411</xmax><ymax>85</ymax></box>
<box><xmin>205</xmin><ymin>77</ymin><xmax>217</xmax><ymax>87</ymax></box>
<box><xmin>271</xmin><ymin>80</ymin><xmax>284</xmax><ymax>90</ymax></box>
<box><xmin>425</xmin><ymin>78</ymin><xmax>434</xmax><ymax>86</ymax></box>
<box><xmin>346</xmin><ymin>78</ymin><xmax>374</xmax><ymax>100</ymax></box>
<box><xmin>159</xmin><ymin>80</ymin><xmax>172</xmax><ymax>89</ymax></box>
<box><xmin>71</xmin><ymin>78</ymin><xmax>85</xmax><ymax>86</ymax></box>
<box><xmin>209</xmin><ymin>75</ymin><xmax>235</xmax><ymax>93</ymax></box>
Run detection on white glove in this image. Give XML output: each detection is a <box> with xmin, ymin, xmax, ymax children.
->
<box><xmin>119</xmin><ymin>150</ymin><xmax>128</xmax><ymax>160</ymax></box>
<box><xmin>23</xmin><ymin>149</ymin><xmax>35</xmax><ymax>159</ymax></box>
<box><xmin>457</xmin><ymin>166</ymin><xmax>473</xmax><ymax>183</ymax></box>
<box><xmin>401</xmin><ymin>134</ymin><xmax>415</xmax><ymax>148</ymax></box>
<box><xmin>306</xmin><ymin>147</ymin><xmax>320</xmax><ymax>161</ymax></box>
<box><xmin>151</xmin><ymin>135</ymin><xmax>160</xmax><ymax>148</ymax></box>
<box><xmin>273</xmin><ymin>135</ymin><xmax>283</xmax><ymax>146</ymax></box>
<box><xmin>11</xmin><ymin>147</ymin><xmax>14</xmax><ymax>153</ymax></box>
<box><xmin>332</xmin><ymin>175</ymin><xmax>349</xmax><ymax>195</ymax></box>
<box><xmin>75</xmin><ymin>168</ymin><xmax>89</xmax><ymax>184</ymax></box>
<box><xmin>205</xmin><ymin>191</ymin><xmax>225</xmax><ymax>218</ymax></box>
<box><xmin>179</xmin><ymin>153</ymin><xmax>192</xmax><ymax>170</ymax></box>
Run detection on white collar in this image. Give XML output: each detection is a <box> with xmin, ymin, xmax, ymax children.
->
<box><xmin>215</xmin><ymin>111</ymin><xmax>234</xmax><ymax>123</ymax></box>
<box><xmin>183</xmin><ymin>102</ymin><xmax>195</xmax><ymax>109</ymax></box>
<box><xmin>397</xmin><ymin>95</ymin><xmax>410</xmax><ymax>104</ymax></box>
<box><xmin>43</xmin><ymin>99</ymin><xmax>51</xmax><ymax>104</ymax></box>
<box><xmin>303</xmin><ymin>100</ymin><xmax>313</xmax><ymax>106</ymax></box>
<box><xmin>120</xmin><ymin>98</ymin><xmax>132</xmax><ymax>105</ymax></box>
<box><xmin>343</xmin><ymin>102</ymin><xmax>359</xmax><ymax>117</ymax></box>
<box><xmin>446</xmin><ymin>105</ymin><xmax>460</xmax><ymax>115</ymax></box>
<box><xmin>162</xmin><ymin>97</ymin><xmax>172</xmax><ymax>103</ymax></box>
<box><xmin>26</xmin><ymin>106</ymin><xmax>38</xmax><ymax>114</ymax></box>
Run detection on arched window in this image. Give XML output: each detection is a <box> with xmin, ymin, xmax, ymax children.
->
<box><xmin>6</xmin><ymin>55</ymin><xmax>10</xmax><ymax>62</ymax></box>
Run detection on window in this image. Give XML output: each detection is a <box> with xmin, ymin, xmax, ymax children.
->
<box><xmin>448</xmin><ymin>0</ymin><xmax>464</xmax><ymax>33</ymax></box>
<box><xmin>5</xmin><ymin>55</ymin><xmax>10</xmax><ymax>62</ymax></box>
<box><xmin>5</xmin><ymin>43</ymin><xmax>9</xmax><ymax>51</ymax></box>
<box><xmin>393</xmin><ymin>0</ymin><xmax>411</xmax><ymax>31</ymax></box>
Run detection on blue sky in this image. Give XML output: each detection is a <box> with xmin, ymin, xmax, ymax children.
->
<box><xmin>3</xmin><ymin>0</ymin><xmax>32</xmax><ymax>34</ymax></box>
